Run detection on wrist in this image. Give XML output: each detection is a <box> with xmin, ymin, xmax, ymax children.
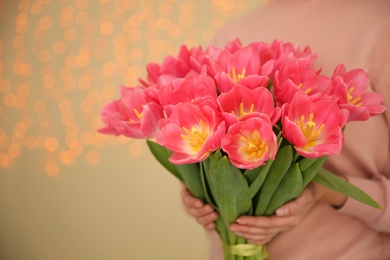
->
<box><xmin>309</xmin><ymin>182</ymin><xmax>347</xmax><ymax>208</ymax></box>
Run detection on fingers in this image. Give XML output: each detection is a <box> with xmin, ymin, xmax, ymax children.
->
<box><xmin>230</xmin><ymin>220</ymin><xmax>277</xmax><ymax>244</ymax></box>
<box><xmin>181</xmin><ymin>185</ymin><xmax>316</xmax><ymax>239</ymax></box>
<box><xmin>189</xmin><ymin>204</ymin><xmax>217</xmax><ymax>219</ymax></box>
<box><xmin>233</xmin><ymin>215</ymin><xmax>299</xmax><ymax>229</ymax></box>
<box><xmin>276</xmin><ymin>187</ymin><xmax>315</xmax><ymax>217</ymax></box>
<box><xmin>229</xmin><ymin>187</ymin><xmax>317</xmax><ymax>243</ymax></box>
<box><xmin>181</xmin><ymin>187</ymin><xmax>203</xmax><ymax>208</ymax></box>
<box><xmin>229</xmin><ymin>215</ymin><xmax>298</xmax><ymax>244</ymax></box>
<box><xmin>197</xmin><ymin>211</ymin><xmax>218</xmax><ymax>231</ymax></box>
<box><xmin>230</xmin><ymin>215</ymin><xmax>293</xmax><ymax>236</ymax></box>
<box><xmin>189</xmin><ymin>204</ymin><xmax>218</xmax><ymax>230</ymax></box>
<box><xmin>180</xmin><ymin>187</ymin><xmax>218</xmax><ymax>231</ymax></box>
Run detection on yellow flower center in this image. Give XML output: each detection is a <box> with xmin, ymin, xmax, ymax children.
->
<box><xmin>227</xmin><ymin>68</ymin><xmax>246</xmax><ymax>83</ymax></box>
<box><xmin>298</xmin><ymin>113</ymin><xmax>324</xmax><ymax>148</ymax></box>
<box><xmin>347</xmin><ymin>87</ymin><xmax>362</xmax><ymax>106</ymax></box>
<box><xmin>239</xmin><ymin>130</ymin><xmax>267</xmax><ymax>161</ymax></box>
<box><xmin>232</xmin><ymin>103</ymin><xmax>255</xmax><ymax>119</ymax></box>
<box><xmin>298</xmin><ymin>83</ymin><xmax>312</xmax><ymax>94</ymax></box>
<box><xmin>181</xmin><ymin>120</ymin><xmax>209</xmax><ymax>153</ymax></box>
<box><xmin>129</xmin><ymin>107</ymin><xmax>143</xmax><ymax>122</ymax></box>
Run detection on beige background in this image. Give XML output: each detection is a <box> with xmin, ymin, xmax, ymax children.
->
<box><xmin>0</xmin><ymin>0</ymin><xmax>261</xmax><ymax>259</ymax></box>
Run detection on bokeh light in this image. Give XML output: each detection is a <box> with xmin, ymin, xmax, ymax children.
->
<box><xmin>0</xmin><ymin>0</ymin><xmax>260</xmax><ymax>175</ymax></box>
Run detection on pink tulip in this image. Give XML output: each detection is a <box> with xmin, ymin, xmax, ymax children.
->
<box><xmin>273</xmin><ymin>58</ymin><xmax>333</xmax><ymax>106</ymax></box>
<box><xmin>221</xmin><ymin>116</ymin><xmax>278</xmax><ymax>169</ymax></box>
<box><xmin>187</xmin><ymin>45</ymin><xmax>223</xmax><ymax>75</ymax></box>
<box><xmin>271</xmin><ymin>40</ymin><xmax>318</xmax><ymax>73</ymax></box>
<box><xmin>247</xmin><ymin>41</ymin><xmax>275</xmax><ymax>76</ymax></box>
<box><xmin>159</xmin><ymin>74</ymin><xmax>218</xmax><ymax>116</ymax></box>
<box><xmin>187</xmin><ymin>45</ymin><xmax>208</xmax><ymax>73</ymax></box>
<box><xmin>98</xmin><ymin>86</ymin><xmax>164</xmax><ymax>139</ymax></box>
<box><xmin>223</xmin><ymin>39</ymin><xmax>275</xmax><ymax>75</ymax></box>
<box><xmin>156</xmin><ymin>102</ymin><xmax>226</xmax><ymax>164</ymax></box>
<box><xmin>281</xmin><ymin>92</ymin><xmax>348</xmax><ymax>158</ymax></box>
<box><xmin>139</xmin><ymin>44</ymin><xmax>222</xmax><ymax>87</ymax></box>
<box><xmin>208</xmin><ymin>45</ymin><xmax>269</xmax><ymax>92</ymax></box>
<box><xmin>223</xmin><ymin>37</ymin><xmax>244</xmax><ymax>54</ymax></box>
<box><xmin>331</xmin><ymin>64</ymin><xmax>385</xmax><ymax>121</ymax></box>
<box><xmin>141</xmin><ymin>45</ymin><xmax>195</xmax><ymax>87</ymax></box>
<box><xmin>98</xmin><ymin>100</ymin><xmax>126</xmax><ymax>136</ymax></box>
<box><xmin>217</xmin><ymin>85</ymin><xmax>280</xmax><ymax>128</ymax></box>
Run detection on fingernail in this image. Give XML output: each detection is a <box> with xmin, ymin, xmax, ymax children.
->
<box><xmin>236</xmin><ymin>218</ymin><xmax>246</xmax><ymax>224</ymax></box>
<box><xmin>230</xmin><ymin>226</ymin><xmax>237</xmax><ymax>231</ymax></box>
<box><xmin>205</xmin><ymin>205</ymin><xmax>214</xmax><ymax>212</ymax></box>
<box><xmin>195</xmin><ymin>201</ymin><xmax>203</xmax><ymax>207</ymax></box>
<box><xmin>276</xmin><ymin>207</ymin><xmax>288</xmax><ymax>216</ymax></box>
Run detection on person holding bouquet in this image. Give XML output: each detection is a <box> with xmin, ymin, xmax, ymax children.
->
<box><xmin>181</xmin><ymin>0</ymin><xmax>390</xmax><ymax>259</ymax></box>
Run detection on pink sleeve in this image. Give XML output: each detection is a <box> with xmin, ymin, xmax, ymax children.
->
<box><xmin>340</xmin><ymin>21</ymin><xmax>390</xmax><ymax>234</ymax></box>
<box><xmin>368</xmin><ymin>21</ymin><xmax>390</xmax><ymax>128</ymax></box>
<box><xmin>340</xmin><ymin>176</ymin><xmax>390</xmax><ymax>232</ymax></box>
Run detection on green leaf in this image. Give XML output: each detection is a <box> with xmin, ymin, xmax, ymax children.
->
<box><xmin>146</xmin><ymin>139</ymin><xmax>182</xmax><ymax>182</ymax></box>
<box><xmin>298</xmin><ymin>157</ymin><xmax>317</xmax><ymax>172</ymax></box>
<box><xmin>209</xmin><ymin>149</ymin><xmax>223</xmax><ymax>169</ymax></box>
<box><xmin>313</xmin><ymin>169</ymin><xmax>381</xmax><ymax>209</ymax></box>
<box><xmin>200</xmin><ymin>159</ymin><xmax>218</xmax><ymax>209</ymax></box>
<box><xmin>206</xmin><ymin>153</ymin><xmax>252</xmax><ymax>244</ymax></box>
<box><xmin>265</xmin><ymin>163</ymin><xmax>303</xmax><ymax>215</ymax></box>
<box><xmin>176</xmin><ymin>163</ymin><xmax>205</xmax><ymax>200</ymax></box>
<box><xmin>243</xmin><ymin>165</ymin><xmax>263</xmax><ymax>185</ymax></box>
<box><xmin>255</xmin><ymin>145</ymin><xmax>293</xmax><ymax>216</ymax></box>
<box><xmin>247</xmin><ymin>160</ymin><xmax>273</xmax><ymax>199</ymax></box>
<box><xmin>300</xmin><ymin>156</ymin><xmax>328</xmax><ymax>187</ymax></box>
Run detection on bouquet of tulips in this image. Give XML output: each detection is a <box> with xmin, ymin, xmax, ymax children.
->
<box><xmin>98</xmin><ymin>38</ymin><xmax>385</xmax><ymax>259</ymax></box>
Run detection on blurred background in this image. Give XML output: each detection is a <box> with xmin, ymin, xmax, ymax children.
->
<box><xmin>0</xmin><ymin>0</ymin><xmax>262</xmax><ymax>259</ymax></box>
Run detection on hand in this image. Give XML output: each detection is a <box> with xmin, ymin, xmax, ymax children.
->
<box><xmin>229</xmin><ymin>182</ymin><xmax>347</xmax><ymax>245</ymax></box>
<box><xmin>181</xmin><ymin>186</ymin><xmax>218</xmax><ymax>231</ymax></box>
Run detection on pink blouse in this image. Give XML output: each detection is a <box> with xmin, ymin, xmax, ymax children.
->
<box><xmin>208</xmin><ymin>0</ymin><xmax>390</xmax><ymax>259</ymax></box>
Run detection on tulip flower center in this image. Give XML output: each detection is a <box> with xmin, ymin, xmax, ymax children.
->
<box><xmin>232</xmin><ymin>103</ymin><xmax>255</xmax><ymax>119</ymax></box>
<box><xmin>181</xmin><ymin>120</ymin><xmax>209</xmax><ymax>153</ymax></box>
<box><xmin>298</xmin><ymin>83</ymin><xmax>312</xmax><ymax>94</ymax></box>
<box><xmin>129</xmin><ymin>108</ymin><xmax>143</xmax><ymax>122</ymax></box>
<box><xmin>239</xmin><ymin>130</ymin><xmax>267</xmax><ymax>160</ymax></box>
<box><xmin>298</xmin><ymin>113</ymin><xmax>324</xmax><ymax>148</ymax></box>
<box><xmin>347</xmin><ymin>87</ymin><xmax>362</xmax><ymax>106</ymax></box>
<box><xmin>227</xmin><ymin>68</ymin><xmax>246</xmax><ymax>83</ymax></box>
